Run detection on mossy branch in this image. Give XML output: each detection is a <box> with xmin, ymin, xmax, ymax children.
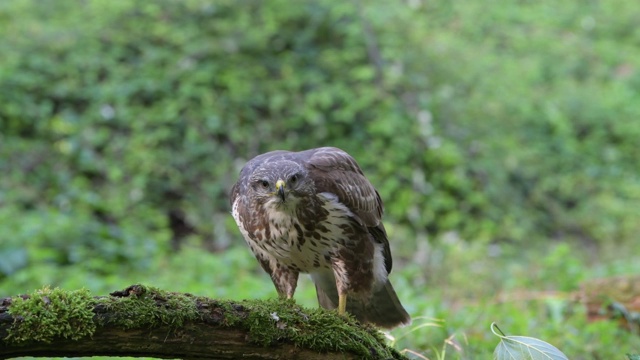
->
<box><xmin>0</xmin><ymin>285</ymin><xmax>407</xmax><ymax>360</ymax></box>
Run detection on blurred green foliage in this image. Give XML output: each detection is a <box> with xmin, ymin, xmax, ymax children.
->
<box><xmin>1</xmin><ymin>0</ymin><xmax>639</xmax><ymax>358</ymax></box>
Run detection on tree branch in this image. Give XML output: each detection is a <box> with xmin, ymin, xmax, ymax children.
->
<box><xmin>0</xmin><ymin>285</ymin><xmax>407</xmax><ymax>360</ymax></box>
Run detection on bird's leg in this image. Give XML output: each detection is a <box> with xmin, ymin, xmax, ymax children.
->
<box><xmin>338</xmin><ymin>293</ymin><xmax>347</xmax><ymax>315</ymax></box>
<box><xmin>331</xmin><ymin>259</ymin><xmax>350</xmax><ymax>316</ymax></box>
<box><xmin>270</xmin><ymin>265</ymin><xmax>299</xmax><ymax>300</ymax></box>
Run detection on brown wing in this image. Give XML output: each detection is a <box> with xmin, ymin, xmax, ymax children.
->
<box><xmin>303</xmin><ymin>147</ymin><xmax>382</xmax><ymax>226</ymax></box>
<box><xmin>301</xmin><ymin>147</ymin><xmax>393</xmax><ymax>273</ymax></box>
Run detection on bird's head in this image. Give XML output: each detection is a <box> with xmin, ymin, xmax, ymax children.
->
<box><xmin>248</xmin><ymin>160</ymin><xmax>313</xmax><ymax>209</ymax></box>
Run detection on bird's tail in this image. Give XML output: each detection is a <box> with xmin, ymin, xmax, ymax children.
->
<box><xmin>311</xmin><ymin>271</ymin><xmax>411</xmax><ymax>329</ymax></box>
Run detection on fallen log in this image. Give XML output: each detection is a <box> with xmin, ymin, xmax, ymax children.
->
<box><xmin>0</xmin><ymin>285</ymin><xmax>406</xmax><ymax>360</ymax></box>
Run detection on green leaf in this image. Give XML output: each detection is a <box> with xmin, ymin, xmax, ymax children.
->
<box><xmin>627</xmin><ymin>355</ymin><xmax>640</xmax><ymax>360</ymax></box>
<box><xmin>492</xmin><ymin>323</ymin><xmax>569</xmax><ymax>360</ymax></box>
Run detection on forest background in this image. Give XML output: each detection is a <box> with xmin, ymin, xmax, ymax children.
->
<box><xmin>1</xmin><ymin>1</ymin><xmax>639</xmax><ymax>359</ymax></box>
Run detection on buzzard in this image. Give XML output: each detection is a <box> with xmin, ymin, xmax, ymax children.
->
<box><xmin>230</xmin><ymin>147</ymin><xmax>410</xmax><ymax>328</ymax></box>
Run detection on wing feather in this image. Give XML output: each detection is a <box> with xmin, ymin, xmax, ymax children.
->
<box><xmin>302</xmin><ymin>147</ymin><xmax>392</xmax><ymax>273</ymax></box>
<box><xmin>303</xmin><ymin>147</ymin><xmax>383</xmax><ymax>227</ymax></box>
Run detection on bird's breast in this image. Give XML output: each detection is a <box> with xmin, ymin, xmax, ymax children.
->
<box><xmin>256</xmin><ymin>207</ymin><xmax>332</xmax><ymax>272</ymax></box>
<box><xmin>235</xmin><ymin>193</ymin><xmax>360</xmax><ymax>274</ymax></box>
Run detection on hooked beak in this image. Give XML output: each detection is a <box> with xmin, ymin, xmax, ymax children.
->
<box><xmin>275</xmin><ymin>179</ymin><xmax>286</xmax><ymax>202</ymax></box>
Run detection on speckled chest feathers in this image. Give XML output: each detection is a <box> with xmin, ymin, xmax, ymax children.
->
<box><xmin>235</xmin><ymin>191</ymin><xmax>363</xmax><ymax>274</ymax></box>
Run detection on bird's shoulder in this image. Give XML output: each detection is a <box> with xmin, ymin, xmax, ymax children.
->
<box><xmin>301</xmin><ymin>147</ymin><xmax>383</xmax><ymax>227</ymax></box>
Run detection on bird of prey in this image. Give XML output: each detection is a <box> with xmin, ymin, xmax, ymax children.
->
<box><xmin>230</xmin><ymin>147</ymin><xmax>410</xmax><ymax>328</ymax></box>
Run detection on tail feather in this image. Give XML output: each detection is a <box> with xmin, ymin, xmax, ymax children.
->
<box><xmin>311</xmin><ymin>271</ymin><xmax>411</xmax><ymax>329</ymax></box>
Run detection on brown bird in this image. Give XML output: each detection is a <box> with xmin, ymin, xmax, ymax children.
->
<box><xmin>230</xmin><ymin>147</ymin><xmax>410</xmax><ymax>328</ymax></box>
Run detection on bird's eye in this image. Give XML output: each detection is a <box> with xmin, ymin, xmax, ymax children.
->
<box><xmin>260</xmin><ymin>180</ymin><xmax>269</xmax><ymax>188</ymax></box>
<box><xmin>289</xmin><ymin>174</ymin><xmax>298</xmax><ymax>184</ymax></box>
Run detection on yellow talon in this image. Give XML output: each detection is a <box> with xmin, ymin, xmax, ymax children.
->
<box><xmin>338</xmin><ymin>294</ymin><xmax>347</xmax><ymax>315</ymax></box>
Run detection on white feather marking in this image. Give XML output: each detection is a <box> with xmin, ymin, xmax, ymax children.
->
<box><xmin>231</xmin><ymin>199</ymin><xmax>250</xmax><ymax>243</ymax></box>
<box><xmin>318</xmin><ymin>192</ymin><xmax>354</xmax><ymax>216</ymax></box>
<box><xmin>317</xmin><ymin>193</ymin><xmax>356</xmax><ymax>238</ymax></box>
<box><xmin>372</xmin><ymin>242</ymin><xmax>388</xmax><ymax>287</ymax></box>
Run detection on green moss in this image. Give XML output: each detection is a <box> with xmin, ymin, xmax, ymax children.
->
<box><xmin>219</xmin><ymin>298</ymin><xmax>407</xmax><ymax>360</ymax></box>
<box><xmin>95</xmin><ymin>284</ymin><xmax>199</xmax><ymax>329</ymax></box>
<box><xmin>6</xmin><ymin>286</ymin><xmax>96</xmax><ymax>344</ymax></box>
<box><xmin>4</xmin><ymin>285</ymin><xmax>405</xmax><ymax>359</ymax></box>
<box><xmin>86</xmin><ymin>284</ymin><xmax>397</xmax><ymax>357</ymax></box>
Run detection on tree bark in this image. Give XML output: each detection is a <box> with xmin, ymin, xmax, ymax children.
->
<box><xmin>0</xmin><ymin>285</ymin><xmax>406</xmax><ymax>360</ymax></box>
<box><xmin>0</xmin><ymin>323</ymin><xmax>354</xmax><ymax>359</ymax></box>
